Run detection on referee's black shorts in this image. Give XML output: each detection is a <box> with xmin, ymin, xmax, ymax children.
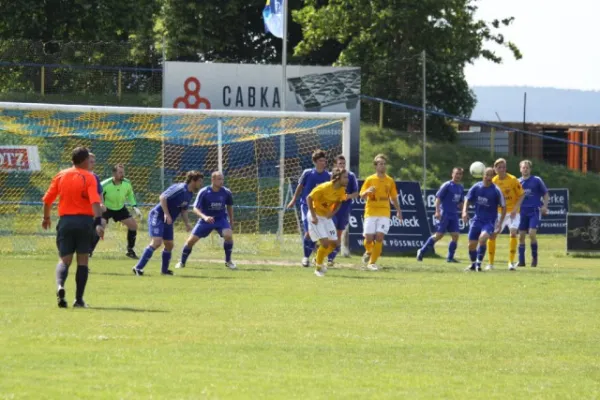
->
<box><xmin>102</xmin><ymin>206</ymin><xmax>132</xmax><ymax>223</ymax></box>
<box><xmin>56</xmin><ymin>215</ymin><xmax>94</xmax><ymax>257</ymax></box>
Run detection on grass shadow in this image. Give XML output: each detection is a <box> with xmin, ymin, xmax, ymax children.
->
<box><xmin>89</xmin><ymin>306</ymin><xmax>168</xmax><ymax>313</ymax></box>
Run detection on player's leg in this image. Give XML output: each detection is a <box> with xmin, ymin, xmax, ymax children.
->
<box><xmin>220</xmin><ymin>222</ymin><xmax>236</xmax><ymax>269</ymax></box>
<box><xmin>465</xmin><ymin>220</ymin><xmax>482</xmax><ymax>271</ymax></box>
<box><xmin>72</xmin><ymin>216</ymin><xmax>94</xmax><ymax>307</ymax></box>
<box><xmin>307</xmin><ymin>215</ymin><xmax>331</xmax><ymax>276</ymax></box>
<box><xmin>362</xmin><ymin>217</ymin><xmax>377</xmax><ymax>264</ymax></box>
<box><xmin>328</xmin><ymin>213</ymin><xmax>348</xmax><ymax>266</ymax></box>
<box><xmin>477</xmin><ymin>228</ymin><xmax>492</xmax><ymax>271</ymax></box>
<box><xmin>161</xmin><ymin>237</ymin><xmax>175</xmax><ymax>275</ymax></box>
<box><xmin>301</xmin><ymin>205</ymin><xmax>315</xmax><ymax>267</ymax></box>
<box><xmin>518</xmin><ymin>213</ymin><xmax>529</xmax><ymax>267</ymax></box>
<box><xmin>417</xmin><ymin>217</ymin><xmax>447</xmax><ymax>261</ymax></box>
<box><xmin>529</xmin><ymin>211</ymin><xmax>541</xmax><ymax>267</ymax></box>
<box><xmin>55</xmin><ymin>217</ymin><xmax>74</xmax><ymax>308</ymax></box>
<box><xmin>177</xmin><ymin>220</ymin><xmax>212</xmax><ymax>268</ymax></box>
<box><xmin>447</xmin><ymin>231</ymin><xmax>460</xmax><ymax>263</ymax></box>
<box><xmin>486</xmin><ymin>216</ymin><xmax>500</xmax><ymax>269</ymax></box>
<box><xmin>133</xmin><ymin>236</ymin><xmax>163</xmax><ymax>275</ymax></box>
<box><xmin>507</xmin><ymin>214</ymin><xmax>520</xmax><ymax>269</ymax></box>
<box><xmin>118</xmin><ymin>208</ymin><xmax>138</xmax><ymax>259</ymax></box>
<box><xmin>368</xmin><ymin>218</ymin><xmax>390</xmax><ymax>270</ymax></box>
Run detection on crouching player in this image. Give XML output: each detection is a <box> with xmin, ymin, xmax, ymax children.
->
<box><xmin>177</xmin><ymin>171</ymin><xmax>237</xmax><ymax>270</ymax></box>
<box><xmin>462</xmin><ymin>167</ymin><xmax>506</xmax><ymax>272</ymax></box>
<box><xmin>306</xmin><ymin>167</ymin><xmax>349</xmax><ymax>277</ymax></box>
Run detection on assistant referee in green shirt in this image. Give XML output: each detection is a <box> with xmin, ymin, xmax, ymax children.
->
<box><xmin>90</xmin><ymin>163</ymin><xmax>142</xmax><ymax>259</ymax></box>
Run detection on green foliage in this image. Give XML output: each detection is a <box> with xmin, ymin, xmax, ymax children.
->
<box><xmin>359</xmin><ymin>124</ymin><xmax>600</xmax><ymax>213</ymax></box>
<box><xmin>294</xmin><ymin>0</ymin><xmax>521</xmax><ymax>139</ymax></box>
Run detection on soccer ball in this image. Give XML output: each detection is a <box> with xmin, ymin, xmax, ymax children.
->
<box><xmin>469</xmin><ymin>161</ymin><xmax>486</xmax><ymax>178</ymax></box>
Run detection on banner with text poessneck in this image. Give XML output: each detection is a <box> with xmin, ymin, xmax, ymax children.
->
<box><xmin>348</xmin><ymin>181</ymin><xmax>431</xmax><ymax>254</ymax></box>
<box><xmin>423</xmin><ymin>188</ymin><xmax>569</xmax><ymax>235</ymax></box>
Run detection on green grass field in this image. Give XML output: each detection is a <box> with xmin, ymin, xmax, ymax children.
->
<box><xmin>1</xmin><ymin>235</ymin><xmax>599</xmax><ymax>399</ymax></box>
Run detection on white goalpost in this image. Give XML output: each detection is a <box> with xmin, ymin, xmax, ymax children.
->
<box><xmin>0</xmin><ymin>101</ymin><xmax>351</xmax><ymax>257</ymax></box>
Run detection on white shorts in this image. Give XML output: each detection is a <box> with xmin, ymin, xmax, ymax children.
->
<box><xmin>497</xmin><ymin>213</ymin><xmax>520</xmax><ymax>231</ymax></box>
<box><xmin>363</xmin><ymin>217</ymin><xmax>391</xmax><ymax>235</ymax></box>
<box><xmin>308</xmin><ymin>213</ymin><xmax>337</xmax><ymax>242</ymax></box>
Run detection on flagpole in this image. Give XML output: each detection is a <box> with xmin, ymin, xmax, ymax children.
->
<box><xmin>278</xmin><ymin>0</ymin><xmax>288</xmax><ymax>241</ymax></box>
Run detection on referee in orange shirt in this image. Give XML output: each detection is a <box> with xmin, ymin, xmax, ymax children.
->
<box><xmin>42</xmin><ymin>147</ymin><xmax>105</xmax><ymax>308</ymax></box>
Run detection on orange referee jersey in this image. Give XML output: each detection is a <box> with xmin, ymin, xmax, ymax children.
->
<box><xmin>42</xmin><ymin>167</ymin><xmax>101</xmax><ymax>216</ymax></box>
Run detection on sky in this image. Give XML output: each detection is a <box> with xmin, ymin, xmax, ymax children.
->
<box><xmin>464</xmin><ymin>0</ymin><xmax>600</xmax><ymax>91</ymax></box>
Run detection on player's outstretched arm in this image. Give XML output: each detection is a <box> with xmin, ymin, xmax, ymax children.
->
<box><xmin>462</xmin><ymin>200</ymin><xmax>470</xmax><ymax>223</ymax></box>
<box><xmin>287</xmin><ymin>184</ymin><xmax>303</xmax><ymax>208</ymax></box>
<box><xmin>128</xmin><ymin>184</ymin><xmax>142</xmax><ymax>218</ymax></box>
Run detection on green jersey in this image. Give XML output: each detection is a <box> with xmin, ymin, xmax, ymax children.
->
<box><xmin>101</xmin><ymin>178</ymin><xmax>137</xmax><ymax>211</ymax></box>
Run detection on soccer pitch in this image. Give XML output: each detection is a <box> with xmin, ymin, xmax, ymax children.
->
<box><xmin>1</xmin><ymin>235</ymin><xmax>598</xmax><ymax>399</ymax></box>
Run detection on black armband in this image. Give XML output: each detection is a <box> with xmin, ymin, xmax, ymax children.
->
<box><xmin>94</xmin><ymin>217</ymin><xmax>103</xmax><ymax>227</ymax></box>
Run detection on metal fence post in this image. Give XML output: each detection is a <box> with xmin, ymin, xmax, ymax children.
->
<box><xmin>117</xmin><ymin>69</ymin><xmax>122</xmax><ymax>100</ymax></box>
<box><xmin>379</xmin><ymin>101</ymin><xmax>383</xmax><ymax>129</ymax></box>
<box><xmin>40</xmin><ymin>66</ymin><xmax>45</xmax><ymax>97</ymax></box>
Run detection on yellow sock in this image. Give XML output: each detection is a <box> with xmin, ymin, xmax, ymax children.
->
<box><xmin>316</xmin><ymin>244</ymin><xmax>329</xmax><ymax>266</ymax></box>
<box><xmin>327</xmin><ymin>243</ymin><xmax>337</xmax><ymax>257</ymax></box>
<box><xmin>488</xmin><ymin>238</ymin><xmax>496</xmax><ymax>265</ymax></box>
<box><xmin>365</xmin><ymin>240</ymin><xmax>374</xmax><ymax>255</ymax></box>
<box><xmin>509</xmin><ymin>237</ymin><xmax>517</xmax><ymax>263</ymax></box>
<box><xmin>369</xmin><ymin>241</ymin><xmax>383</xmax><ymax>264</ymax></box>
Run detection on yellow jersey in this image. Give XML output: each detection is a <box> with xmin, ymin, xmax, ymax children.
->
<box><xmin>361</xmin><ymin>174</ymin><xmax>398</xmax><ymax>218</ymax></box>
<box><xmin>308</xmin><ymin>181</ymin><xmax>347</xmax><ymax>217</ymax></box>
<box><xmin>493</xmin><ymin>173</ymin><xmax>524</xmax><ymax>212</ymax></box>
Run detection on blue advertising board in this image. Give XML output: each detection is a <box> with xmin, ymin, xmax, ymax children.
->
<box><xmin>348</xmin><ymin>181</ymin><xmax>431</xmax><ymax>254</ymax></box>
<box><xmin>423</xmin><ymin>188</ymin><xmax>569</xmax><ymax>235</ymax></box>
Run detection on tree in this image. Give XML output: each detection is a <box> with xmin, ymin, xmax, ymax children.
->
<box><xmin>293</xmin><ymin>0</ymin><xmax>522</xmax><ymax>139</ymax></box>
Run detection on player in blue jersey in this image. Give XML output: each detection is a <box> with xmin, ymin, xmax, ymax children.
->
<box><xmin>327</xmin><ymin>155</ymin><xmax>359</xmax><ymax>267</ymax></box>
<box><xmin>132</xmin><ymin>171</ymin><xmax>204</xmax><ymax>276</ymax></box>
<box><xmin>462</xmin><ymin>167</ymin><xmax>506</xmax><ymax>272</ymax></box>
<box><xmin>518</xmin><ymin>160</ymin><xmax>549</xmax><ymax>267</ymax></box>
<box><xmin>417</xmin><ymin>167</ymin><xmax>464</xmax><ymax>262</ymax></box>
<box><xmin>176</xmin><ymin>171</ymin><xmax>237</xmax><ymax>270</ymax></box>
<box><xmin>286</xmin><ymin>149</ymin><xmax>331</xmax><ymax>267</ymax></box>
<box><xmin>88</xmin><ymin>152</ymin><xmax>103</xmax><ymax>198</ymax></box>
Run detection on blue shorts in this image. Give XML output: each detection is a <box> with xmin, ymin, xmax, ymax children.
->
<box><xmin>468</xmin><ymin>219</ymin><xmax>495</xmax><ymax>241</ymax></box>
<box><xmin>192</xmin><ymin>218</ymin><xmax>231</xmax><ymax>238</ymax></box>
<box><xmin>519</xmin><ymin>209</ymin><xmax>541</xmax><ymax>231</ymax></box>
<box><xmin>148</xmin><ymin>211</ymin><xmax>174</xmax><ymax>241</ymax></box>
<box><xmin>436</xmin><ymin>215</ymin><xmax>460</xmax><ymax>234</ymax></box>
<box><xmin>332</xmin><ymin>211</ymin><xmax>350</xmax><ymax>231</ymax></box>
<box><xmin>301</xmin><ymin>204</ymin><xmax>309</xmax><ymax>233</ymax></box>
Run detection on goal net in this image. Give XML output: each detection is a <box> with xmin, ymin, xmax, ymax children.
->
<box><xmin>0</xmin><ymin>102</ymin><xmax>350</xmax><ymax>261</ymax></box>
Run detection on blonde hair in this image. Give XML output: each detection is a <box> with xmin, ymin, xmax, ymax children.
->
<box><xmin>493</xmin><ymin>158</ymin><xmax>507</xmax><ymax>168</ymax></box>
<box><xmin>373</xmin><ymin>154</ymin><xmax>387</xmax><ymax>165</ymax></box>
<box><xmin>520</xmin><ymin>159</ymin><xmax>532</xmax><ymax>168</ymax></box>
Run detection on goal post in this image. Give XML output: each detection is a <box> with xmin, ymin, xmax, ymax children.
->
<box><xmin>0</xmin><ymin>101</ymin><xmax>351</xmax><ymax>258</ymax></box>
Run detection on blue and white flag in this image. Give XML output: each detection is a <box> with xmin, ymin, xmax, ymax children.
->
<box><xmin>263</xmin><ymin>0</ymin><xmax>284</xmax><ymax>38</ymax></box>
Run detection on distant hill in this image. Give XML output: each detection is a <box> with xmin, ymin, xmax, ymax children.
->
<box><xmin>470</xmin><ymin>86</ymin><xmax>600</xmax><ymax>124</ymax></box>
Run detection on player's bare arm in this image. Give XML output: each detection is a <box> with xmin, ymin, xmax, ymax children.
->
<box><xmin>511</xmin><ymin>191</ymin><xmax>526</xmax><ymax>219</ymax></box>
<box><xmin>227</xmin><ymin>204</ymin><xmax>234</xmax><ymax>230</ymax></box>
<box><xmin>434</xmin><ymin>197</ymin><xmax>442</xmax><ymax>220</ymax></box>
<box><xmin>390</xmin><ymin>195</ymin><xmax>402</xmax><ymax>220</ymax></box>
<box><xmin>541</xmin><ymin>192</ymin><xmax>550</xmax><ymax>215</ymax></box>
<box><xmin>160</xmin><ymin>195</ymin><xmax>172</xmax><ymax>224</ymax></box>
<box><xmin>181</xmin><ymin>208</ymin><xmax>192</xmax><ymax>232</ymax></box>
<box><xmin>360</xmin><ymin>185</ymin><xmax>375</xmax><ymax>199</ymax></box>
<box><xmin>287</xmin><ymin>184</ymin><xmax>303</xmax><ymax>208</ymax></box>
<box><xmin>307</xmin><ymin>195</ymin><xmax>318</xmax><ymax>224</ymax></box>
<box><xmin>462</xmin><ymin>200</ymin><xmax>470</xmax><ymax>223</ymax></box>
<box><xmin>194</xmin><ymin>206</ymin><xmax>214</xmax><ymax>224</ymax></box>
<box><xmin>496</xmin><ymin>205</ymin><xmax>507</xmax><ymax>234</ymax></box>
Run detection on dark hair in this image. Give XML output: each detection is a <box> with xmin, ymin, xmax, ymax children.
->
<box><xmin>331</xmin><ymin>167</ymin><xmax>347</xmax><ymax>182</ymax></box>
<box><xmin>312</xmin><ymin>149</ymin><xmax>327</xmax><ymax>162</ymax></box>
<box><xmin>452</xmin><ymin>167</ymin><xmax>464</xmax><ymax>173</ymax></box>
<box><xmin>185</xmin><ymin>170</ymin><xmax>204</xmax><ymax>184</ymax></box>
<box><xmin>112</xmin><ymin>163</ymin><xmax>124</xmax><ymax>172</ymax></box>
<box><xmin>335</xmin><ymin>154</ymin><xmax>346</xmax><ymax>162</ymax></box>
<box><xmin>71</xmin><ymin>146</ymin><xmax>90</xmax><ymax>165</ymax></box>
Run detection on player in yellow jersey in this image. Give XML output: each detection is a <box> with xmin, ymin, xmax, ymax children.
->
<box><xmin>359</xmin><ymin>154</ymin><xmax>402</xmax><ymax>271</ymax></box>
<box><xmin>306</xmin><ymin>167</ymin><xmax>349</xmax><ymax>277</ymax></box>
<box><xmin>486</xmin><ymin>158</ymin><xmax>525</xmax><ymax>271</ymax></box>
